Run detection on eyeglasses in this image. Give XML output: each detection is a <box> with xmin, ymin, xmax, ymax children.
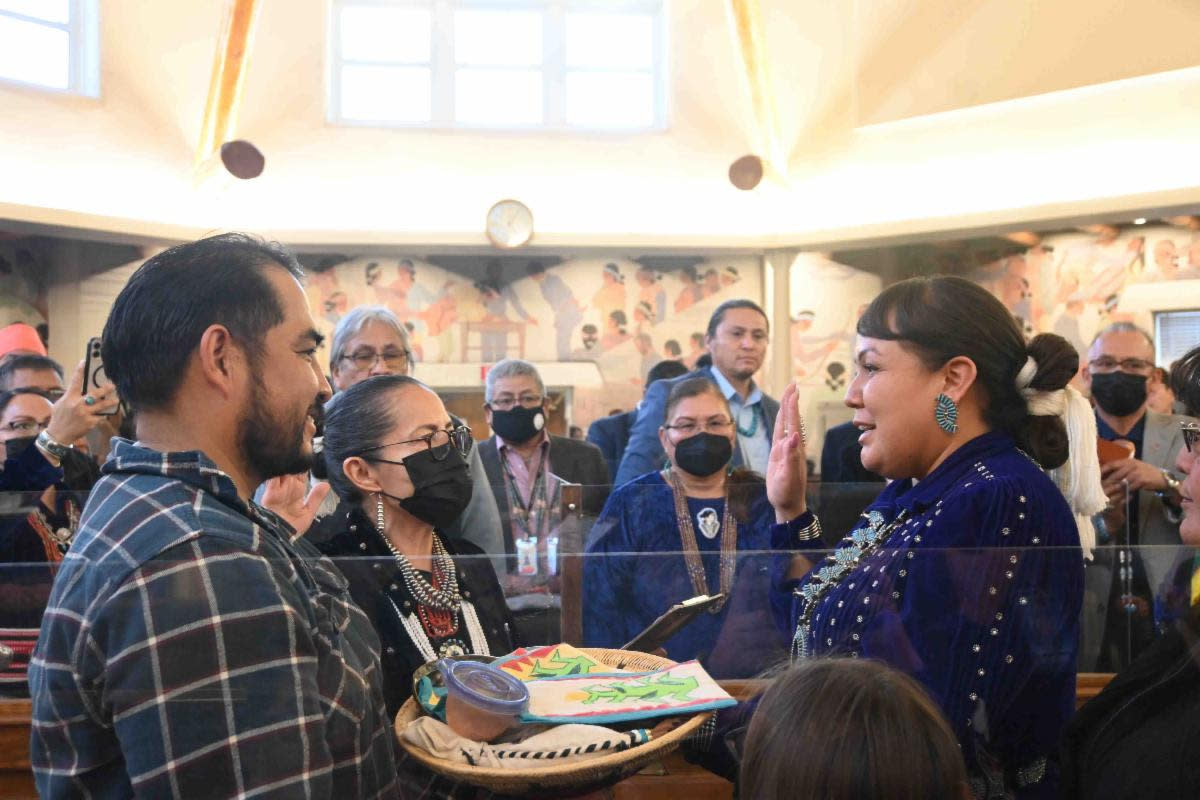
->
<box><xmin>488</xmin><ymin>394</ymin><xmax>543</xmax><ymax>412</ymax></box>
<box><xmin>663</xmin><ymin>418</ymin><xmax>733</xmax><ymax>437</ymax></box>
<box><xmin>1089</xmin><ymin>357</ymin><xmax>1155</xmax><ymax>374</ymax></box>
<box><xmin>359</xmin><ymin>425</ymin><xmax>473</xmax><ymax>463</ymax></box>
<box><xmin>4</xmin><ymin>419</ymin><xmax>49</xmax><ymax>435</ymax></box>
<box><xmin>1182</xmin><ymin>421</ymin><xmax>1200</xmax><ymax>454</ymax></box>
<box><xmin>340</xmin><ymin>348</ymin><xmax>408</xmax><ymax>371</ymax></box>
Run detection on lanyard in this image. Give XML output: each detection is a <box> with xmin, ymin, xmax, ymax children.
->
<box><xmin>500</xmin><ymin>446</ymin><xmax>549</xmax><ymax>540</ymax></box>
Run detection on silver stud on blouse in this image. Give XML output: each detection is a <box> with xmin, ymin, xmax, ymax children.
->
<box><xmin>977</xmin><ymin>668</ymin><xmax>986</xmax><ymax>676</ymax></box>
<box><xmin>995</xmin><ymin>612</ymin><xmax>1004</xmax><ymax>621</ymax></box>
<box><xmin>359</xmin><ymin>542</ymin><xmax>368</xmax><ymax>551</ymax></box>
<box><xmin>1019</xmin><ymin>496</ymin><xmax>1026</xmax><ymax>503</ymax></box>
<box><xmin>1005</xmin><ymin>570</ymin><xmax>1014</xmax><ymax>579</ymax></box>
<box><xmin>899</xmin><ymin>570</ymin><xmax>907</xmax><ymax>577</ymax></box>
<box><xmin>1018</xmin><ymin>597</ymin><xmax>1028</xmax><ymax>605</ymax></box>
<box><xmin>972</xmin><ymin>644</ymin><xmax>982</xmax><ymax>652</ymax></box>
<box><xmin>1009</xmin><ymin>555</ymin><xmax>1018</xmax><ymax>564</ymax></box>
<box><xmin>989</xmin><ymin>587</ymin><xmax>998</xmax><ymax>595</ymax></box>
<box><xmin>969</xmin><ymin>692</ymin><xmax>978</xmax><ymax>701</ymax></box>
<box><xmin>892</xmin><ymin>591</ymin><xmax>900</xmax><ymax>599</ymax></box>
<box><xmin>852</xmin><ymin>633</ymin><xmax>860</xmax><ymax>641</ymax></box>
<box><xmin>990</xmin><ymin>628</ymin><xmax>999</xmax><ymax>636</ymax></box>
<box><xmin>1032</xmin><ymin>537</ymin><xmax>1040</xmax><ymax>544</ymax></box>
<box><xmin>1005</xmin><ymin>655</ymin><xmax>1014</xmax><ymax>663</ymax></box>
<box><xmin>857</xmin><ymin>615</ymin><xmax>864</xmax><ymax>623</ymax></box>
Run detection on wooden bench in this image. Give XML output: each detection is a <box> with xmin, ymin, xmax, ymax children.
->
<box><xmin>0</xmin><ymin>675</ymin><xmax>1115</xmax><ymax>799</ymax></box>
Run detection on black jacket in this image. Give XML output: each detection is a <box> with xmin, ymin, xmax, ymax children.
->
<box><xmin>1060</xmin><ymin>605</ymin><xmax>1200</xmax><ymax>799</ymax></box>
<box><xmin>317</xmin><ymin>506</ymin><xmax>517</xmax><ymax>717</ymax></box>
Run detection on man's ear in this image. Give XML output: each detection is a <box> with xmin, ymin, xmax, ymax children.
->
<box><xmin>941</xmin><ymin>356</ymin><xmax>978</xmax><ymax>403</ymax></box>
<box><xmin>195</xmin><ymin>324</ymin><xmax>242</xmax><ymax>399</ymax></box>
<box><xmin>343</xmin><ymin>456</ymin><xmax>382</xmax><ymax>495</ymax></box>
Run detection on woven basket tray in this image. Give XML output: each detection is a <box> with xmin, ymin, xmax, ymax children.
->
<box><xmin>393</xmin><ymin>648</ymin><xmax>713</xmax><ymax>795</ymax></box>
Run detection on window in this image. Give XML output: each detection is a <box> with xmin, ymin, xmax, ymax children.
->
<box><xmin>0</xmin><ymin>0</ymin><xmax>99</xmax><ymax>96</ymax></box>
<box><xmin>330</xmin><ymin>0</ymin><xmax>665</xmax><ymax>130</ymax></box>
<box><xmin>1155</xmin><ymin>310</ymin><xmax>1200</xmax><ymax>367</ymax></box>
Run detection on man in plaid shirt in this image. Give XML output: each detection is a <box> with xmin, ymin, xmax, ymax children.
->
<box><xmin>29</xmin><ymin>234</ymin><xmax>400</xmax><ymax>798</ymax></box>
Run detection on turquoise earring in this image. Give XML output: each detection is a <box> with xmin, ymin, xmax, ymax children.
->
<box><xmin>935</xmin><ymin>393</ymin><xmax>958</xmax><ymax>434</ymax></box>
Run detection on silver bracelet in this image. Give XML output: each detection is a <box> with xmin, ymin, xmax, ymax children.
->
<box><xmin>794</xmin><ymin>514</ymin><xmax>823</xmax><ymax>542</ymax></box>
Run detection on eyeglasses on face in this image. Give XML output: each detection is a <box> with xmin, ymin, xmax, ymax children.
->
<box><xmin>488</xmin><ymin>394</ymin><xmax>543</xmax><ymax>411</ymax></box>
<box><xmin>663</xmin><ymin>417</ymin><xmax>733</xmax><ymax>437</ymax></box>
<box><xmin>1089</xmin><ymin>356</ymin><xmax>1155</xmax><ymax>374</ymax></box>
<box><xmin>358</xmin><ymin>425</ymin><xmax>473</xmax><ymax>463</ymax></box>
<box><xmin>341</xmin><ymin>348</ymin><xmax>408</xmax><ymax>371</ymax></box>
<box><xmin>4</xmin><ymin>419</ymin><xmax>49</xmax><ymax>435</ymax></box>
<box><xmin>1182</xmin><ymin>421</ymin><xmax>1200</xmax><ymax>454</ymax></box>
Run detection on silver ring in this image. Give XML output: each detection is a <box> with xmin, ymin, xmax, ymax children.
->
<box><xmin>84</xmin><ymin>395</ymin><xmax>96</xmax><ymax>406</ymax></box>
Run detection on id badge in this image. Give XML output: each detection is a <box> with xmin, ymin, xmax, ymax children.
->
<box><xmin>546</xmin><ymin>536</ymin><xmax>559</xmax><ymax>576</ymax></box>
<box><xmin>517</xmin><ymin>536</ymin><xmax>539</xmax><ymax>576</ymax></box>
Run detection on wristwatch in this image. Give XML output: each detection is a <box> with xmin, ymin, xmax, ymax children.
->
<box><xmin>36</xmin><ymin>429</ymin><xmax>73</xmax><ymax>461</ymax></box>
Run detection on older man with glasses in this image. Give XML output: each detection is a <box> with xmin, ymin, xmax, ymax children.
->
<box><xmin>1080</xmin><ymin>321</ymin><xmax>1198</xmax><ymax>672</ymax></box>
<box><xmin>476</xmin><ymin>358</ymin><xmax>609</xmax><ymax>644</ymax></box>
<box><xmin>308</xmin><ymin>305</ymin><xmax>505</xmax><ymax>572</ymax></box>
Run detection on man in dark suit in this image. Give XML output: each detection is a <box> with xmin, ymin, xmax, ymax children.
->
<box><xmin>476</xmin><ymin>358</ymin><xmax>609</xmax><ymax>643</ymax></box>
<box><xmin>587</xmin><ymin>359</ymin><xmax>688</xmax><ymax>482</ymax></box>
<box><xmin>614</xmin><ymin>299</ymin><xmax>779</xmax><ymax>485</ymax></box>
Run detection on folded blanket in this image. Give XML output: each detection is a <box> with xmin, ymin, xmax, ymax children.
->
<box><xmin>402</xmin><ymin>717</ymin><xmax>650</xmax><ymax>770</ymax></box>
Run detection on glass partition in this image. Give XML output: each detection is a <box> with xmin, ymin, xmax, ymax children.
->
<box><xmin>2</xmin><ymin>481</ymin><xmax>1193</xmax><ymax>697</ymax></box>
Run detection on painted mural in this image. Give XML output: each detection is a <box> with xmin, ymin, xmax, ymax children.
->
<box><xmin>304</xmin><ymin>254</ymin><xmax>763</xmax><ymax>426</ymax></box>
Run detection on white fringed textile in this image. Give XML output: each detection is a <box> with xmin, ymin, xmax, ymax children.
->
<box><xmin>1017</xmin><ymin>356</ymin><xmax>1107</xmax><ymax>559</ymax></box>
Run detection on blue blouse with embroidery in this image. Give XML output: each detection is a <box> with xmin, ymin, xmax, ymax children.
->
<box><xmin>755</xmin><ymin>432</ymin><xmax>1082</xmax><ymax>797</ymax></box>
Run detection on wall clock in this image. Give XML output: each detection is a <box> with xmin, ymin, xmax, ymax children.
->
<box><xmin>486</xmin><ymin>199</ymin><xmax>534</xmax><ymax>248</ymax></box>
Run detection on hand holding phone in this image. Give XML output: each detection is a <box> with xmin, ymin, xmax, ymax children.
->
<box><xmin>84</xmin><ymin>337</ymin><xmax>118</xmax><ymax>417</ymax></box>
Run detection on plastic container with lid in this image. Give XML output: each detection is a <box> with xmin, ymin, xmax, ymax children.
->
<box><xmin>437</xmin><ymin>658</ymin><xmax>530</xmax><ymax>742</ymax></box>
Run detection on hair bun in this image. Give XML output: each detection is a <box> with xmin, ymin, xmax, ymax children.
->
<box><xmin>1026</xmin><ymin>333</ymin><xmax>1078</xmax><ymax>392</ymax></box>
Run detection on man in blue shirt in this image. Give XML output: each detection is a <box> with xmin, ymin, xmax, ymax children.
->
<box><xmin>614</xmin><ymin>299</ymin><xmax>778</xmax><ymax>485</ymax></box>
<box><xmin>29</xmin><ymin>234</ymin><xmax>399</xmax><ymax>798</ymax></box>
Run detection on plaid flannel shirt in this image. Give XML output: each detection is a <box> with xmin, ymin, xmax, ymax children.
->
<box><xmin>29</xmin><ymin>439</ymin><xmax>400</xmax><ymax>799</ymax></box>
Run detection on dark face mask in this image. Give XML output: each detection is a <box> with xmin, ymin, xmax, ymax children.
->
<box><xmin>369</xmin><ymin>444</ymin><xmax>474</xmax><ymax>530</ymax></box>
<box><xmin>2</xmin><ymin>435</ymin><xmax>37</xmax><ymax>462</ymax></box>
<box><xmin>1090</xmin><ymin>371</ymin><xmax>1149</xmax><ymax>417</ymax></box>
<box><xmin>490</xmin><ymin>405</ymin><xmax>545</xmax><ymax>444</ymax></box>
<box><xmin>672</xmin><ymin>432</ymin><xmax>733</xmax><ymax>477</ymax></box>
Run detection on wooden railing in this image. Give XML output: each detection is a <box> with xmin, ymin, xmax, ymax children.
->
<box><xmin>0</xmin><ymin>674</ymin><xmax>1115</xmax><ymax>799</ymax></box>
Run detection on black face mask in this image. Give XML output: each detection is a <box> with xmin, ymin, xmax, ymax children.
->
<box><xmin>1091</xmin><ymin>371</ymin><xmax>1149</xmax><ymax>417</ymax></box>
<box><xmin>490</xmin><ymin>405</ymin><xmax>545</xmax><ymax>444</ymax></box>
<box><xmin>673</xmin><ymin>433</ymin><xmax>733</xmax><ymax>477</ymax></box>
<box><xmin>368</xmin><ymin>444</ymin><xmax>474</xmax><ymax>529</ymax></box>
<box><xmin>3</xmin><ymin>435</ymin><xmax>37</xmax><ymax>462</ymax></box>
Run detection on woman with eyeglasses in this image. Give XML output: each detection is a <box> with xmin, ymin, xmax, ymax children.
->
<box><xmin>315</xmin><ymin>374</ymin><xmax>516</xmax><ymax>716</ymax></box>
<box><xmin>583</xmin><ymin>376</ymin><xmax>787</xmax><ymax>678</ymax></box>
<box><xmin>1062</xmin><ymin>344</ymin><xmax>1200</xmax><ymax>800</ymax></box>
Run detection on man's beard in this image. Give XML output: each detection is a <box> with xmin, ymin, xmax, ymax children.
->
<box><xmin>238</xmin><ymin>373</ymin><xmax>318</xmax><ymax>481</ymax></box>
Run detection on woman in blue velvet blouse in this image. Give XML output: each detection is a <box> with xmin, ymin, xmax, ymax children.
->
<box><xmin>584</xmin><ymin>376</ymin><xmax>787</xmax><ymax>678</ymax></box>
<box><xmin>705</xmin><ymin>277</ymin><xmax>1086</xmax><ymax>800</ymax></box>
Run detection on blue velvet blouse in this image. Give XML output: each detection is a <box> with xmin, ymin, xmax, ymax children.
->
<box><xmin>583</xmin><ymin>470</ymin><xmax>788</xmax><ymax>678</ymax></box>
<box><xmin>763</xmin><ymin>431</ymin><xmax>1083</xmax><ymax>797</ymax></box>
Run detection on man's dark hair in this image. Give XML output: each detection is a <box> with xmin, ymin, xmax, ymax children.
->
<box><xmin>706</xmin><ymin>299</ymin><xmax>768</xmax><ymax>338</ymax></box>
<box><xmin>0</xmin><ymin>354</ymin><xmax>64</xmax><ymax>390</ymax></box>
<box><xmin>645</xmin><ymin>359</ymin><xmax>687</xmax><ymax>390</ymax></box>
<box><xmin>102</xmin><ymin>232</ymin><xmax>304</xmax><ymax>413</ymax></box>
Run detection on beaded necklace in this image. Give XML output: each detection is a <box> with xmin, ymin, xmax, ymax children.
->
<box><xmin>791</xmin><ymin>509</ymin><xmax>908</xmax><ymax>659</ymax></box>
<box><xmin>377</xmin><ymin>527</ymin><xmax>463</xmax><ymax>640</ymax></box>
<box><xmin>667</xmin><ymin>469</ymin><xmax>737</xmax><ymax>614</ymax></box>
<box><xmin>735</xmin><ymin>404</ymin><xmax>760</xmax><ymax>437</ymax></box>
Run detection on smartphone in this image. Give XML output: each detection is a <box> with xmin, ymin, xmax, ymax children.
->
<box><xmin>622</xmin><ymin>593</ymin><xmax>727</xmax><ymax>654</ymax></box>
<box><xmin>84</xmin><ymin>337</ymin><xmax>117</xmax><ymax>416</ymax></box>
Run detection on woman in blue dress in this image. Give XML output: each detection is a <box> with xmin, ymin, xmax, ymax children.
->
<box><xmin>583</xmin><ymin>376</ymin><xmax>787</xmax><ymax>678</ymax></box>
<box><xmin>702</xmin><ymin>276</ymin><xmax>1089</xmax><ymax>799</ymax></box>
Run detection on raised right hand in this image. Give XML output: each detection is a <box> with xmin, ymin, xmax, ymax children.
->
<box><xmin>46</xmin><ymin>361</ymin><xmax>119</xmax><ymax>445</ymax></box>
<box><xmin>766</xmin><ymin>381</ymin><xmax>809</xmax><ymax>522</ymax></box>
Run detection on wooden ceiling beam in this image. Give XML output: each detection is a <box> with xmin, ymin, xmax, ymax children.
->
<box><xmin>195</xmin><ymin>0</ymin><xmax>263</xmax><ymax>172</ymax></box>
